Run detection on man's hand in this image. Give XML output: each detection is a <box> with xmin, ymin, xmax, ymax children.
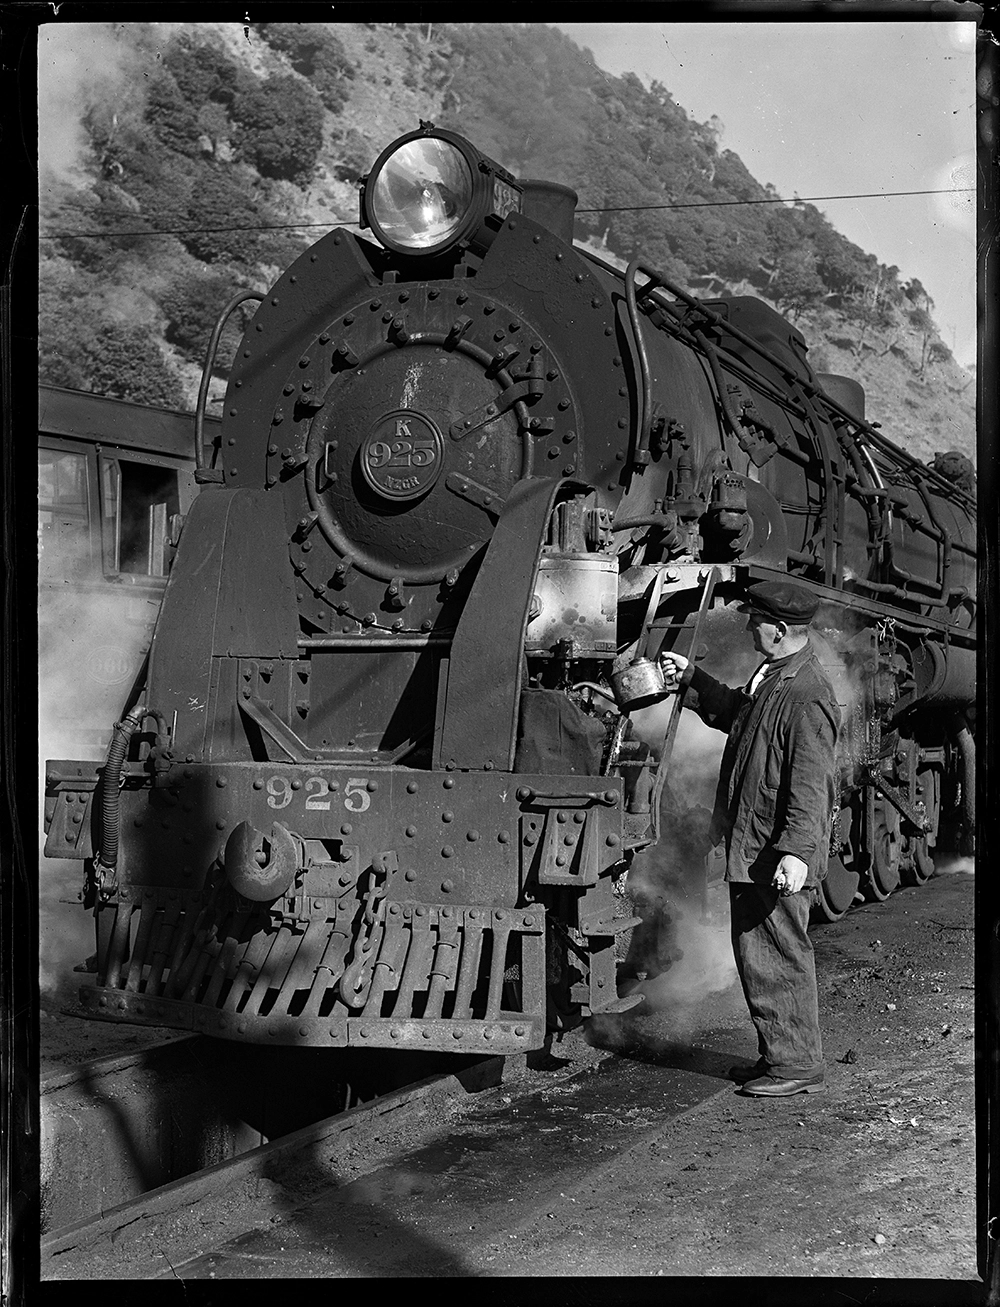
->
<box><xmin>773</xmin><ymin>854</ymin><xmax>809</xmax><ymax>896</ymax></box>
<box><xmin>658</xmin><ymin>650</ymin><xmax>690</xmax><ymax>694</ymax></box>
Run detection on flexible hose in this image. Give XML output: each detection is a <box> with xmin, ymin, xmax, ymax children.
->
<box><xmin>94</xmin><ymin>704</ymin><xmax>146</xmax><ymax>876</ymax></box>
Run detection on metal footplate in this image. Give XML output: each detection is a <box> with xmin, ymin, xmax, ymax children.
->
<box><xmin>76</xmin><ymin>986</ymin><xmax>546</xmax><ymax>1052</ymax></box>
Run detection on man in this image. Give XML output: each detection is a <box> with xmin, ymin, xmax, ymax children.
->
<box><xmin>659</xmin><ymin>580</ymin><xmax>839</xmax><ymax>1098</ymax></box>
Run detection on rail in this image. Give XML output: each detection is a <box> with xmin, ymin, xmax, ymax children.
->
<box><xmin>41</xmin><ymin>1048</ymin><xmax>523</xmax><ymax>1280</ymax></box>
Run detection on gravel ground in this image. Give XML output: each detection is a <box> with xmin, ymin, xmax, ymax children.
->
<box><xmin>471</xmin><ymin>863</ymin><xmax>979</xmax><ymax>1280</ymax></box>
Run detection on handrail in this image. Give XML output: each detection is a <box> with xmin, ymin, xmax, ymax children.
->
<box><xmin>194</xmin><ymin>290</ymin><xmax>264</xmax><ymax>480</ymax></box>
<box><xmin>632</xmin><ymin>274</ymin><xmax>975</xmax><ymax>512</ymax></box>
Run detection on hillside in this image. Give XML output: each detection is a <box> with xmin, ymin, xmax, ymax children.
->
<box><xmin>39</xmin><ymin>20</ymin><xmax>975</xmax><ymax>467</ymax></box>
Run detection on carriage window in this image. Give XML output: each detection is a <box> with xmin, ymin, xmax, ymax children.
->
<box><xmin>38</xmin><ymin>448</ymin><xmax>91</xmax><ymax>578</ymax></box>
<box><xmin>101</xmin><ymin>459</ymin><xmax>180</xmax><ymax>577</ymax></box>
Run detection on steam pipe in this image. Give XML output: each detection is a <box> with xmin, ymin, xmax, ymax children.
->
<box><xmin>639</xmin><ymin>278</ymin><xmax>974</xmax><ymax>511</ymax></box>
<box><xmin>650</xmin><ymin>301</ymin><xmax>810</xmax><ymax>421</ymax></box>
<box><xmin>611</xmin><ymin>516</ymin><xmax>674</xmax><ymax>531</ymax></box>
<box><xmin>624</xmin><ymin>259</ymin><xmax>657</xmax><ymax>466</ymax></box>
<box><xmin>913</xmin><ymin>477</ymin><xmax>956</xmax><ymax>597</ymax></box>
<box><xmin>848</xmin><ymin>577</ymin><xmax>951</xmax><ymax>609</ymax></box>
<box><xmin>693</xmin><ymin>328</ymin><xmax>746</xmax><ymax>446</ymax></box>
<box><xmin>297</xmin><ymin>635</ymin><xmax>453</xmax><ymax>650</ymax></box>
<box><xmin>792</xmin><ymin>381</ymin><xmax>841</xmax><ymax>586</ymax></box>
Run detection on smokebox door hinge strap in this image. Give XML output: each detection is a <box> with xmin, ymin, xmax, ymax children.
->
<box><xmin>449</xmin><ymin>376</ymin><xmax>541</xmax><ymax>441</ymax></box>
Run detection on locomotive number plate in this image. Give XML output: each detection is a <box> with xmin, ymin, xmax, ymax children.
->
<box><xmin>265</xmin><ymin>775</ymin><xmax>372</xmax><ymax>813</ymax></box>
<box><xmin>361</xmin><ymin>410</ymin><xmax>444</xmax><ymax>502</ymax></box>
<box><xmin>491</xmin><ymin>177</ymin><xmax>522</xmax><ymax>221</ymax></box>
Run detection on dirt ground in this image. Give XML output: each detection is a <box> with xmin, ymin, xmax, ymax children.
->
<box><xmin>471</xmin><ymin>861</ymin><xmax>979</xmax><ymax>1279</ymax></box>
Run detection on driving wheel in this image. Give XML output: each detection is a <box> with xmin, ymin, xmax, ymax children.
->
<box><xmin>815</xmin><ymin>854</ymin><xmax>861</xmax><ymax>923</ymax></box>
<box><xmin>866</xmin><ymin>796</ymin><xmax>901</xmax><ymax>900</ymax></box>
<box><xmin>902</xmin><ymin>765</ymin><xmax>939</xmax><ymax>885</ymax></box>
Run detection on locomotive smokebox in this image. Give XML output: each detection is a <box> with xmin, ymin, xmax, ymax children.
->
<box><xmin>520</xmin><ymin>180</ymin><xmax>578</xmax><ymax>245</ymax></box>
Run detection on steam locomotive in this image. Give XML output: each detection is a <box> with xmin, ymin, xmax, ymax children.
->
<box><xmin>44</xmin><ymin>126</ymin><xmax>976</xmax><ymax>1054</ymax></box>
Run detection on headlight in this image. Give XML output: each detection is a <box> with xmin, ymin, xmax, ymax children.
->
<box><xmin>369</xmin><ymin>137</ymin><xmax>474</xmax><ymax>252</ymax></box>
<box><xmin>361</xmin><ymin>126</ymin><xmax>522</xmax><ymax>258</ymax></box>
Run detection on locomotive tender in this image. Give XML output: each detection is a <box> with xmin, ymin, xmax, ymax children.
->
<box><xmin>44</xmin><ymin>126</ymin><xmax>976</xmax><ymax>1054</ymax></box>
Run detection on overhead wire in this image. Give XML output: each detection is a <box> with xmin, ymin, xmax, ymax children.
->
<box><xmin>39</xmin><ymin>186</ymin><xmax>975</xmax><ymax>241</ymax></box>
<box><xmin>576</xmin><ymin>187</ymin><xmax>975</xmax><ymax>214</ymax></box>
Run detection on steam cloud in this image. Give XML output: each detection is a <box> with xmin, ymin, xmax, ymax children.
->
<box><xmin>932</xmin><ymin>853</ymin><xmax>975</xmax><ymax>875</ymax></box>
<box><xmin>38</xmin><ymin>535</ymin><xmax>156</xmax><ymax>1002</ymax></box>
<box><xmin>597</xmin><ymin>604</ymin><xmax>894</xmax><ymax>1054</ymax></box>
<box><xmin>596</xmin><ymin>617</ymin><xmax>749</xmax><ymax>1054</ymax></box>
<box><xmin>600</xmin><ymin>602</ymin><xmax>974</xmax><ymax>1061</ymax></box>
<box><xmin>39</xmin><ymin>25</ymin><xmax>140</xmax><ymax>190</ymax></box>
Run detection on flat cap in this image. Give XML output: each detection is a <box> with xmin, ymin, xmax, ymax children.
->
<box><xmin>738</xmin><ymin>580</ymin><xmax>819</xmax><ymax>624</ymax></box>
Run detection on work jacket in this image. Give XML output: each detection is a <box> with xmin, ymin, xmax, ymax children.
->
<box><xmin>679</xmin><ymin>639</ymin><xmax>840</xmax><ymax>887</ymax></box>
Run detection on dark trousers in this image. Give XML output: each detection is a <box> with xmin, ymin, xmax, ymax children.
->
<box><xmin>729</xmin><ymin>883</ymin><xmax>825</xmax><ymax>1079</ymax></box>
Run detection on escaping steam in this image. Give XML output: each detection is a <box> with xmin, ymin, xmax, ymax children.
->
<box><xmin>932</xmin><ymin>853</ymin><xmax>975</xmax><ymax>875</ymax></box>
<box><xmin>39</xmin><ymin>24</ymin><xmax>141</xmax><ymax>190</ymax></box>
<box><xmin>597</xmin><ymin>603</ymin><xmax>879</xmax><ymax>1054</ymax></box>
<box><xmin>38</xmin><ymin>523</ymin><xmax>157</xmax><ymax>1001</ymax></box>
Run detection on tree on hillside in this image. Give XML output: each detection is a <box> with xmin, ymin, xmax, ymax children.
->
<box><xmin>40</xmin><ymin>266</ymin><xmax>184</xmax><ymax>408</ymax></box>
<box><xmin>81</xmin><ymin>102</ymin><xmax>196</xmax><ymax>246</ymax></box>
<box><xmin>159</xmin><ymin>269</ymin><xmax>252</xmax><ymax>367</ymax></box>
<box><xmin>809</xmin><ymin>222</ymin><xmax>871</xmax><ymax>300</ymax></box>
<box><xmin>231</xmin><ymin>74</ymin><xmax>324</xmax><ymax>185</ymax></box>
<box><xmin>181</xmin><ymin>164</ymin><xmax>269</xmax><ymax>264</ymax></box>
<box><xmin>439</xmin><ymin>24</ymin><xmax>561</xmax><ymax>177</ymax></box>
<box><xmin>78</xmin><ymin>324</ymin><xmax>185</xmax><ymax>408</ymax></box>
<box><xmin>852</xmin><ymin>262</ymin><xmax>901</xmax><ymax>357</ymax></box>
<box><xmin>909</xmin><ymin>304</ymin><xmax>937</xmax><ymax>378</ymax></box>
<box><xmin>145</xmin><ymin>37</ymin><xmax>250</xmax><ymax>162</ymax></box>
<box><xmin>146</xmin><ymin>71</ymin><xmax>203</xmax><ymax>159</ymax></box>
<box><xmin>763</xmin><ymin>210</ymin><xmax>824</xmax><ymax>319</ymax></box>
<box><xmin>259</xmin><ymin>22</ymin><xmax>356</xmax><ymax>113</ymax></box>
<box><xmin>904</xmin><ymin>277</ymin><xmax>934</xmax><ymax>310</ymax></box>
<box><xmin>164</xmin><ymin>35</ymin><xmax>246</xmax><ymax>108</ymax></box>
<box><xmin>769</xmin><ymin>247</ymin><xmax>826</xmax><ymax>320</ymax></box>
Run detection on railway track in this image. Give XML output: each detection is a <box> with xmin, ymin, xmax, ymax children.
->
<box><xmin>40</xmin><ymin>1006</ymin><xmax>746</xmax><ymax>1280</ymax></box>
<box><xmin>41</xmin><ymin>1020</ymin><xmax>752</xmax><ymax>1281</ymax></box>
<box><xmin>40</xmin><ymin>1029</ymin><xmax>539</xmax><ymax>1280</ymax></box>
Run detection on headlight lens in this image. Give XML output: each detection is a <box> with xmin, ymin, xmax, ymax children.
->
<box><xmin>369</xmin><ymin>137</ymin><xmax>475</xmax><ymax>251</ymax></box>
